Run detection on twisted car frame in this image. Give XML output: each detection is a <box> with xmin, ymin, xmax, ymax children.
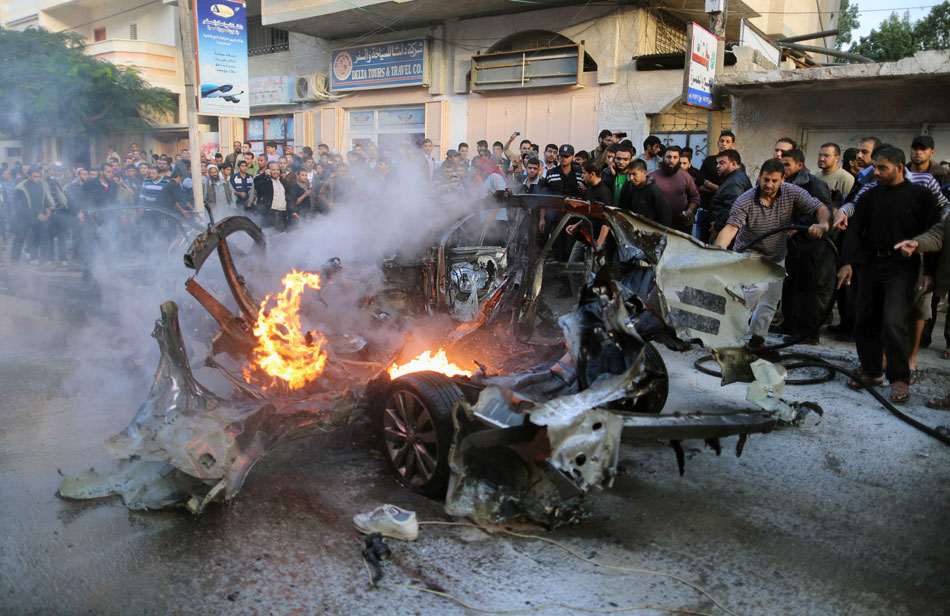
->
<box><xmin>60</xmin><ymin>193</ymin><xmax>793</xmax><ymax>526</ymax></box>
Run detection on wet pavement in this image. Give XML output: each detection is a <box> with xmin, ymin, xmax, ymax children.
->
<box><xmin>1</xmin><ymin>266</ymin><xmax>949</xmax><ymax>615</ymax></box>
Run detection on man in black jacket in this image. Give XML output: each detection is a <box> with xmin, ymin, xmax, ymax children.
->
<box><xmin>617</xmin><ymin>159</ymin><xmax>671</xmax><ymax>227</ymax></box>
<box><xmin>781</xmin><ymin>149</ymin><xmax>833</xmax><ymax>343</ymax></box>
<box><xmin>836</xmin><ymin>146</ymin><xmax>939</xmax><ymax>403</ymax></box>
<box><xmin>707</xmin><ymin>149</ymin><xmax>751</xmax><ymax>242</ymax></box>
<box><xmin>11</xmin><ymin>169</ymin><xmax>54</xmax><ymax>265</ymax></box>
<box><xmin>542</xmin><ymin>145</ymin><xmax>585</xmax><ymax>198</ymax></box>
<box><xmin>696</xmin><ymin>130</ymin><xmax>736</xmax><ymax>242</ymax></box>
<box><xmin>540</xmin><ymin>145</ymin><xmax>585</xmax><ymax>261</ymax></box>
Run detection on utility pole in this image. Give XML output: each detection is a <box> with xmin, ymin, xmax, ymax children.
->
<box><xmin>706</xmin><ymin>0</ymin><xmax>727</xmax><ymax>155</ymax></box>
<box><xmin>176</xmin><ymin>0</ymin><xmax>205</xmax><ymax>216</ymax></box>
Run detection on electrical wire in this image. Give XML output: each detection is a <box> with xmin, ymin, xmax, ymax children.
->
<box><xmin>363</xmin><ymin>520</ymin><xmax>742</xmax><ymax>616</ymax></box>
<box><xmin>690</xmin><ymin>224</ymin><xmax>950</xmax><ymax>447</ymax></box>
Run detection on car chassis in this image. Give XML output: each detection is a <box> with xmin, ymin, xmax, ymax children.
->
<box><xmin>60</xmin><ymin>194</ymin><xmax>799</xmax><ymax>527</ymax></box>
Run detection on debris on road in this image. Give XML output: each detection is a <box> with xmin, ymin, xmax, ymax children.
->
<box><xmin>60</xmin><ymin>195</ymin><xmax>817</xmax><ymax>521</ymax></box>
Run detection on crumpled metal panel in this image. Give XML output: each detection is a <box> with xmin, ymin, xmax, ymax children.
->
<box><xmin>58</xmin><ymin>301</ymin><xmax>356</xmax><ymax>512</ymax></box>
<box><xmin>607</xmin><ymin>211</ymin><xmax>785</xmax><ymax>349</ymax></box>
<box><xmin>444</xmin><ymin>362</ymin><xmax>634</xmax><ymax>526</ymax></box>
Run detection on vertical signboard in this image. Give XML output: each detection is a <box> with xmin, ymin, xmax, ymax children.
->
<box><xmin>195</xmin><ymin>0</ymin><xmax>250</xmax><ymax>117</ymax></box>
<box><xmin>683</xmin><ymin>22</ymin><xmax>718</xmax><ymax>109</ymax></box>
<box><xmin>330</xmin><ymin>38</ymin><xmax>428</xmax><ymax>91</ymax></box>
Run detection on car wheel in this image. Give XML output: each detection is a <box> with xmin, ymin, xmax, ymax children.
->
<box><xmin>379</xmin><ymin>371</ymin><xmax>463</xmax><ymax>497</ymax></box>
<box><xmin>632</xmin><ymin>342</ymin><xmax>668</xmax><ymax>413</ymax></box>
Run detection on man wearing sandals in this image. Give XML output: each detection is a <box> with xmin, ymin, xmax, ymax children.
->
<box><xmin>895</xmin><ymin>212</ymin><xmax>950</xmax><ymax>409</ymax></box>
<box><xmin>837</xmin><ymin>146</ymin><xmax>940</xmax><ymax>403</ymax></box>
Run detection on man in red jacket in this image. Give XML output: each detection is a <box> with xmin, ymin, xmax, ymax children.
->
<box><xmin>649</xmin><ymin>145</ymin><xmax>699</xmax><ymax>234</ymax></box>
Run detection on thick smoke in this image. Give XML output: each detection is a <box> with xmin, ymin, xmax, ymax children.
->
<box><xmin>5</xmin><ymin>159</ymin><xmax>479</xmax><ymax>420</ymax></box>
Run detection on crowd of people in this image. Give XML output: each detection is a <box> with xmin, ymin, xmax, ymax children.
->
<box><xmin>1</xmin><ymin>128</ymin><xmax>949</xmax><ymax>407</ymax></box>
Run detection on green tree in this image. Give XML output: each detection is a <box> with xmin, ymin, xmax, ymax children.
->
<box><xmin>915</xmin><ymin>1</ymin><xmax>950</xmax><ymax>50</ymax></box>
<box><xmin>835</xmin><ymin>0</ymin><xmax>860</xmax><ymax>51</ymax></box>
<box><xmin>850</xmin><ymin>11</ymin><xmax>917</xmax><ymax>62</ymax></box>
<box><xmin>848</xmin><ymin>2</ymin><xmax>950</xmax><ymax>62</ymax></box>
<box><xmin>0</xmin><ymin>27</ymin><xmax>174</xmax><ymax>147</ymax></box>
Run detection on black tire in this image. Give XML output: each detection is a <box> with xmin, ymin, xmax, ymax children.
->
<box><xmin>632</xmin><ymin>342</ymin><xmax>669</xmax><ymax>413</ymax></box>
<box><xmin>378</xmin><ymin>371</ymin><xmax>463</xmax><ymax>497</ymax></box>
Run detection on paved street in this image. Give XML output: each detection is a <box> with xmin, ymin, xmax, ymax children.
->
<box><xmin>1</xmin><ymin>267</ymin><xmax>948</xmax><ymax>616</ymax></box>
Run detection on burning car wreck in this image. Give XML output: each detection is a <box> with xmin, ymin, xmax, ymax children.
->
<box><xmin>59</xmin><ymin>194</ymin><xmax>804</xmax><ymax>526</ymax></box>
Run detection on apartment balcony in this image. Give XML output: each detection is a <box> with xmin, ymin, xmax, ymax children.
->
<box><xmin>84</xmin><ymin>39</ymin><xmax>183</xmax><ymax>90</ymax></box>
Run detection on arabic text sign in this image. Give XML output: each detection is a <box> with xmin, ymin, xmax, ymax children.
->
<box><xmin>684</xmin><ymin>22</ymin><xmax>718</xmax><ymax>109</ymax></box>
<box><xmin>195</xmin><ymin>0</ymin><xmax>250</xmax><ymax>117</ymax></box>
<box><xmin>249</xmin><ymin>75</ymin><xmax>294</xmax><ymax>106</ymax></box>
<box><xmin>331</xmin><ymin>38</ymin><xmax>427</xmax><ymax>91</ymax></box>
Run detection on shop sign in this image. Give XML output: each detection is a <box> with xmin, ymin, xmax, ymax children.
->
<box><xmin>683</xmin><ymin>22</ymin><xmax>718</xmax><ymax>109</ymax></box>
<box><xmin>195</xmin><ymin>0</ymin><xmax>250</xmax><ymax>117</ymax></box>
<box><xmin>249</xmin><ymin>75</ymin><xmax>294</xmax><ymax>107</ymax></box>
<box><xmin>330</xmin><ymin>38</ymin><xmax>427</xmax><ymax>91</ymax></box>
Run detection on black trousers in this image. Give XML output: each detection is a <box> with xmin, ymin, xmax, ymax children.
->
<box><xmin>832</xmin><ymin>228</ymin><xmax>856</xmax><ymax>329</ymax></box>
<box><xmin>853</xmin><ymin>256</ymin><xmax>918</xmax><ymax>383</ymax></box>
<box><xmin>782</xmin><ymin>239</ymin><xmax>825</xmax><ymax>336</ymax></box>
<box><xmin>922</xmin><ymin>290</ymin><xmax>950</xmax><ymax>347</ymax></box>
<box><xmin>11</xmin><ymin>212</ymin><xmax>47</xmax><ymax>263</ymax></box>
<box><xmin>49</xmin><ymin>210</ymin><xmax>71</xmax><ymax>262</ymax></box>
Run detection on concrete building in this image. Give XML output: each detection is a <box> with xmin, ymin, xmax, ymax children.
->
<box><xmin>1</xmin><ymin>0</ymin><xmax>840</xmax><ymax>165</ymax></box>
<box><xmin>0</xmin><ymin>0</ymin><xmax>197</xmax><ymax>163</ymax></box>
<box><xmin>720</xmin><ymin>50</ymin><xmax>950</xmax><ymax>175</ymax></box>
<box><xmin>237</xmin><ymin>0</ymin><xmax>839</xmax><ymax>162</ymax></box>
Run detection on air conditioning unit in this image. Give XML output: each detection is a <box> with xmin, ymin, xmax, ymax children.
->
<box><xmin>294</xmin><ymin>73</ymin><xmax>329</xmax><ymax>102</ymax></box>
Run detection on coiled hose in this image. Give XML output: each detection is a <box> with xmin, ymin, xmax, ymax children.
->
<box><xmin>691</xmin><ymin>224</ymin><xmax>950</xmax><ymax>447</ymax></box>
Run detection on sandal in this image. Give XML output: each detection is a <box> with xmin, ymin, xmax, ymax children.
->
<box><xmin>846</xmin><ymin>368</ymin><xmax>884</xmax><ymax>390</ymax></box>
<box><xmin>890</xmin><ymin>381</ymin><xmax>910</xmax><ymax>404</ymax></box>
<box><xmin>926</xmin><ymin>394</ymin><xmax>950</xmax><ymax>410</ymax></box>
<box><xmin>942</xmin><ymin>349</ymin><xmax>950</xmax><ymax>360</ymax></box>
<box><xmin>909</xmin><ymin>370</ymin><xmax>921</xmax><ymax>385</ymax></box>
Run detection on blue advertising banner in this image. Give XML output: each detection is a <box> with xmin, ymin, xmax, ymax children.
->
<box><xmin>331</xmin><ymin>38</ymin><xmax>427</xmax><ymax>91</ymax></box>
<box><xmin>195</xmin><ymin>0</ymin><xmax>250</xmax><ymax>117</ymax></box>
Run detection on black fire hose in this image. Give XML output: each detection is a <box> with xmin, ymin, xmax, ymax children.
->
<box><xmin>691</xmin><ymin>225</ymin><xmax>950</xmax><ymax>447</ymax></box>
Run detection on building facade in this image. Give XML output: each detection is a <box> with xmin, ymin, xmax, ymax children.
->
<box><xmin>1</xmin><ymin>0</ymin><xmax>839</xmax><ymax>165</ymax></box>
<box><xmin>230</xmin><ymin>0</ymin><xmax>840</xmax><ymax>162</ymax></box>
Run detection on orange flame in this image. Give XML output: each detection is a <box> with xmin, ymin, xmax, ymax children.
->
<box><xmin>388</xmin><ymin>349</ymin><xmax>473</xmax><ymax>379</ymax></box>
<box><xmin>245</xmin><ymin>269</ymin><xmax>327</xmax><ymax>390</ymax></box>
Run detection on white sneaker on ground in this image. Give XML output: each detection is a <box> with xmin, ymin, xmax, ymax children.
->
<box><xmin>352</xmin><ymin>504</ymin><xmax>418</xmax><ymax>541</ymax></box>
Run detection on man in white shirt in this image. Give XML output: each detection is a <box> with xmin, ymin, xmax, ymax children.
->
<box><xmin>421</xmin><ymin>138</ymin><xmax>437</xmax><ymax>180</ymax></box>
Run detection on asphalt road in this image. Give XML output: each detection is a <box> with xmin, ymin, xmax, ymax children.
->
<box><xmin>1</xmin><ymin>266</ymin><xmax>948</xmax><ymax>616</ymax></box>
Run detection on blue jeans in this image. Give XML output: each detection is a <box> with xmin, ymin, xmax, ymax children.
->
<box><xmin>694</xmin><ymin>209</ymin><xmax>713</xmax><ymax>243</ymax></box>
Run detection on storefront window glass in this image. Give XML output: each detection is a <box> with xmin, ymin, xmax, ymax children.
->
<box><xmin>347</xmin><ymin>106</ymin><xmax>425</xmax><ymax>155</ymax></box>
<box><xmin>245</xmin><ymin>115</ymin><xmax>294</xmax><ymax>154</ymax></box>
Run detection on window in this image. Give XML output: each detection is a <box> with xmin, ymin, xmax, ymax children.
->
<box><xmin>94</xmin><ymin>27</ymin><xmax>106</xmax><ymax>42</ymax></box>
<box><xmin>245</xmin><ymin>115</ymin><xmax>294</xmax><ymax>155</ymax></box>
<box><xmin>6</xmin><ymin>147</ymin><xmax>22</xmax><ymax>157</ymax></box>
<box><xmin>348</xmin><ymin>107</ymin><xmax>425</xmax><ymax>154</ymax></box>
<box><xmin>653</xmin><ymin>10</ymin><xmax>687</xmax><ymax>55</ymax></box>
<box><xmin>129</xmin><ymin>23</ymin><xmax>138</xmax><ymax>40</ymax></box>
<box><xmin>247</xmin><ymin>15</ymin><xmax>289</xmax><ymax>56</ymax></box>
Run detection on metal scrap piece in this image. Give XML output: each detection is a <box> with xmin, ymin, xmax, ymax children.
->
<box><xmin>58</xmin><ymin>301</ymin><xmax>355</xmax><ymax>512</ymax></box>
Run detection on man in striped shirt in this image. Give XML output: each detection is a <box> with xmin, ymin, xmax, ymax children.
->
<box><xmin>715</xmin><ymin>158</ymin><xmax>831</xmax><ymax>351</ymax></box>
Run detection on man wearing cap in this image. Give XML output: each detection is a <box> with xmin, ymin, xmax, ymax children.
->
<box><xmin>909</xmin><ymin>135</ymin><xmax>949</xmax><ymax>187</ymax></box>
<box><xmin>541</xmin><ymin>145</ymin><xmax>585</xmax><ymax>198</ymax></box>
<box><xmin>444</xmin><ymin>149</ymin><xmax>461</xmax><ymax>168</ymax></box>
